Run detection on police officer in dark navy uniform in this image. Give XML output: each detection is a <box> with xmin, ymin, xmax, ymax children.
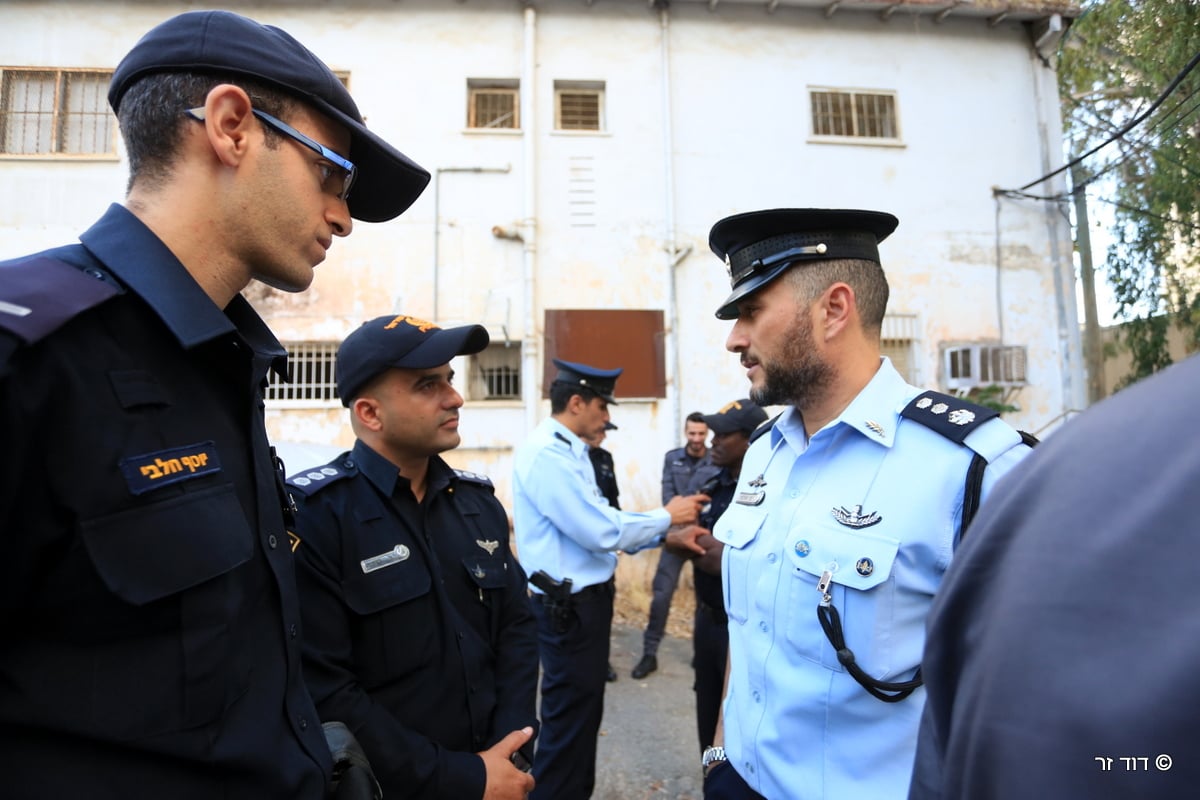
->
<box><xmin>0</xmin><ymin>11</ymin><xmax>428</xmax><ymax>800</ymax></box>
<box><xmin>585</xmin><ymin>421</ymin><xmax>622</xmax><ymax>510</ymax></box>
<box><xmin>290</xmin><ymin>314</ymin><xmax>538</xmax><ymax>800</ymax></box>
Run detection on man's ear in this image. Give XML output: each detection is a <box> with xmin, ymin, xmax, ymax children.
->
<box><xmin>196</xmin><ymin>84</ymin><xmax>257</xmax><ymax>168</ymax></box>
<box><xmin>351</xmin><ymin>396</ymin><xmax>384</xmax><ymax>432</ymax></box>
<box><xmin>566</xmin><ymin>393</ymin><xmax>586</xmax><ymax>416</ymax></box>
<box><xmin>820</xmin><ymin>282</ymin><xmax>856</xmax><ymax>341</ymax></box>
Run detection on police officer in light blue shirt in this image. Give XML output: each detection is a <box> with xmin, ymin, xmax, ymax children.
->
<box><xmin>699</xmin><ymin>209</ymin><xmax>1033</xmax><ymax>800</ymax></box>
<box><xmin>513</xmin><ymin>359</ymin><xmax>709</xmax><ymax>800</ymax></box>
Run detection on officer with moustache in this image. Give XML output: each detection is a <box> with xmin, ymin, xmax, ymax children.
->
<box><xmin>700</xmin><ymin>209</ymin><xmax>1033</xmax><ymax>800</ymax></box>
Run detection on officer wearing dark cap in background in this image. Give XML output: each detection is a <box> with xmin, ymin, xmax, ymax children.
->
<box><xmin>695</xmin><ymin>209</ymin><xmax>1033</xmax><ymax>800</ymax></box>
<box><xmin>0</xmin><ymin>10</ymin><xmax>427</xmax><ymax>799</ymax></box>
<box><xmin>664</xmin><ymin>399</ymin><xmax>766</xmax><ymax>754</ymax></box>
<box><xmin>512</xmin><ymin>359</ymin><xmax>710</xmax><ymax>800</ymax></box>
<box><xmin>290</xmin><ymin>314</ymin><xmax>538</xmax><ymax>800</ymax></box>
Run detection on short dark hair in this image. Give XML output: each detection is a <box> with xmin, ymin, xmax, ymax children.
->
<box><xmin>685</xmin><ymin>412</ymin><xmax>706</xmax><ymax>426</ymax></box>
<box><xmin>784</xmin><ymin>258</ymin><xmax>890</xmax><ymax>336</ymax></box>
<box><xmin>549</xmin><ymin>380</ymin><xmax>602</xmax><ymax>414</ymax></box>
<box><xmin>116</xmin><ymin>71</ymin><xmax>297</xmax><ymax>193</ymax></box>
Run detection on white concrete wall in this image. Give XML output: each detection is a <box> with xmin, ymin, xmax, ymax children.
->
<box><xmin>1</xmin><ymin>0</ymin><xmax>1076</xmax><ymax>511</ymax></box>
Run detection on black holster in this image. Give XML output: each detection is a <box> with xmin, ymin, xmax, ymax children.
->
<box><xmin>323</xmin><ymin>721</ymin><xmax>383</xmax><ymax>800</ymax></box>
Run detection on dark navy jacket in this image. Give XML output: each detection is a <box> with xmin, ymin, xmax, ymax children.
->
<box><xmin>661</xmin><ymin>445</ymin><xmax>717</xmax><ymax>504</ymax></box>
<box><xmin>0</xmin><ymin>205</ymin><xmax>331</xmax><ymax>799</ymax></box>
<box><xmin>290</xmin><ymin>440</ymin><xmax>539</xmax><ymax>800</ymax></box>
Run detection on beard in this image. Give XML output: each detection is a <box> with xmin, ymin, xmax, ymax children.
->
<box><xmin>749</xmin><ymin>310</ymin><xmax>835</xmax><ymax>408</ymax></box>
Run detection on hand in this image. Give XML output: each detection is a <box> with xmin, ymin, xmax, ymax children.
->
<box><xmin>665</xmin><ymin>524</ymin><xmax>709</xmax><ymax>557</ymax></box>
<box><xmin>664</xmin><ymin>493</ymin><xmax>710</xmax><ymax>526</ymax></box>
<box><xmin>694</xmin><ymin>534</ymin><xmax>724</xmax><ymax>576</ymax></box>
<box><xmin>479</xmin><ymin>727</ymin><xmax>536</xmax><ymax>800</ymax></box>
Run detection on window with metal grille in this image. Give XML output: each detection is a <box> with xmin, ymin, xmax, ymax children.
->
<box><xmin>1</xmin><ymin>68</ymin><xmax>115</xmax><ymax>155</ymax></box>
<box><xmin>944</xmin><ymin>344</ymin><xmax>1028</xmax><ymax>391</ymax></box>
<box><xmin>810</xmin><ymin>88</ymin><xmax>899</xmax><ymax>141</ymax></box>
<box><xmin>267</xmin><ymin>342</ymin><xmax>340</xmax><ymax>406</ymax></box>
<box><xmin>469</xmin><ymin>343</ymin><xmax>522</xmax><ymax>400</ymax></box>
<box><xmin>467</xmin><ymin>79</ymin><xmax>519</xmax><ymax>129</ymax></box>
<box><xmin>554</xmin><ymin>81</ymin><xmax>604</xmax><ymax>131</ymax></box>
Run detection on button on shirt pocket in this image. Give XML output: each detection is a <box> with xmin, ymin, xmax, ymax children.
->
<box><xmin>785</xmin><ymin>524</ymin><xmax>900</xmax><ymax>674</ymax></box>
<box><xmin>714</xmin><ymin>504</ymin><xmax>768</xmax><ymax>626</ymax></box>
<box><xmin>342</xmin><ymin>561</ymin><xmax>433</xmax><ymax>685</ymax></box>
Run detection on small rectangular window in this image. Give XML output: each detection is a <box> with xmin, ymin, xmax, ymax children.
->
<box><xmin>810</xmin><ymin>88</ymin><xmax>899</xmax><ymax>142</ymax></box>
<box><xmin>467</xmin><ymin>79</ymin><xmax>519</xmax><ymax>129</ymax></box>
<box><xmin>268</xmin><ymin>342</ymin><xmax>340</xmax><ymax>406</ymax></box>
<box><xmin>1</xmin><ymin>68</ymin><xmax>115</xmax><ymax>155</ymax></box>
<box><xmin>469</xmin><ymin>343</ymin><xmax>522</xmax><ymax>400</ymax></box>
<box><xmin>554</xmin><ymin>80</ymin><xmax>604</xmax><ymax>131</ymax></box>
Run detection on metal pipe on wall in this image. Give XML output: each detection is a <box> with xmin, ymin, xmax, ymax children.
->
<box><xmin>659</xmin><ymin>5</ymin><xmax>683</xmax><ymax>439</ymax></box>
<box><xmin>520</xmin><ymin>4</ymin><xmax>540</xmax><ymax>436</ymax></box>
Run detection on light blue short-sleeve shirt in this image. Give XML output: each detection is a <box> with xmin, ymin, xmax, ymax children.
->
<box><xmin>715</xmin><ymin>359</ymin><xmax>1030</xmax><ymax>799</ymax></box>
<box><xmin>513</xmin><ymin>417</ymin><xmax>670</xmax><ymax>590</ymax></box>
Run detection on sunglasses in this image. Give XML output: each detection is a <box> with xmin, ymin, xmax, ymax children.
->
<box><xmin>185</xmin><ymin>106</ymin><xmax>357</xmax><ymax>201</ymax></box>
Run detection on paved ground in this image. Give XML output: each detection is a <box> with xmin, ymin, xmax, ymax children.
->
<box><xmin>592</xmin><ymin>621</ymin><xmax>703</xmax><ymax>800</ymax></box>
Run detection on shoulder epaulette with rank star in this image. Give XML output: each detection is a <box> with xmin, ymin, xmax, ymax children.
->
<box><xmin>453</xmin><ymin>469</ymin><xmax>495</xmax><ymax>490</ymax></box>
<box><xmin>900</xmin><ymin>391</ymin><xmax>998</xmax><ymax>445</ymax></box>
<box><xmin>0</xmin><ymin>256</ymin><xmax>122</xmax><ymax>345</ymax></box>
<box><xmin>286</xmin><ymin>459</ymin><xmax>355</xmax><ymax>495</ymax></box>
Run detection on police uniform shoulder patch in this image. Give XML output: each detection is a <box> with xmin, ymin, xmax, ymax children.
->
<box><xmin>900</xmin><ymin>391</ymin><xmax>999</xmax><ymax>445</ymax></box>
<box><xmin>453</xmin><ymin>469</ymin><xmax>495</xmax><ymax>490</ymax></box>
<box><xmin>286</xmin><ymin>458</ymin><xmax>356</xmax><ymax>495</ymax></box>
<box><xmin>0</xmin><ymin>256</ymin><xmax>122</xmax><ymax>346</ymax></box>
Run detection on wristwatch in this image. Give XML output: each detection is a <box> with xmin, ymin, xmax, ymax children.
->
<box><xmin>701</xmin><ymin>745</ymin><xmax>727</xmax><ymax>777</ymax></box>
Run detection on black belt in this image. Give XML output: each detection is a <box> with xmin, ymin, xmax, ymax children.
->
<box><xmin>573</xmin><ymin>577</ymin><xmax>615</xmax><ymax>601</ymax></box>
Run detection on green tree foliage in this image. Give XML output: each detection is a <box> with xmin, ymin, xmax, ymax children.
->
<box><xmin>1057</xmin><ymin>0</ymin><xmax>1200</xmax><ymax>388</ymax></box>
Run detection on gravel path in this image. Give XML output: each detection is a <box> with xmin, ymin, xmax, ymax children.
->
<box><xmin>592</xmin><ymin>621</ymin><xmax>704</xmax><ymax>800</ymax></box>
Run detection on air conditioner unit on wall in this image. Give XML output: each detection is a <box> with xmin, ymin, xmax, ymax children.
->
<box><xmin>943</xmin><ymin>345</ymin><xmax>1028</xmax><ymax>391</ymax></box>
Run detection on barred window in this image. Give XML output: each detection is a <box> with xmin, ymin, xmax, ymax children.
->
<box><xmin>268</xmin><ymin>342</ymin><xmax>340</xmax><ymax>406</ymax></box>
<box><xmin>554</xmin><ymin>80</ymin><xmax>604</xmax><ymax>131</ymax></box>
<box><xmin>469</xmin><ymin>343</ymin><xmax>522</xmax><ymax>400</ymax></box>
<box><xmin>1</xmin><ymin>68</ymin><xmax>115</xmax><ymax>155</ymax></box>
<box><xmin>810</xmin><ymin>88</ymin><xmax>899</xmax><ymax>141</ymax></box>
<box><xmin>468</xmin><ymin>79</ymin><xmax>519</xmax><ymax>129</ymax></box>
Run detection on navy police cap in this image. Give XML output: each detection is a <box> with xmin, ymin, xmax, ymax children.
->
<box><xmin>108</xmin><ymin>10</ymin><xmax>430</xmax><ymax>223</ymax></box>
<box><xmin>336</xmin><ymin>314</ymin><xmax>489</xmax><ymax>405</ymax></box>
<box><xmin>552</xmin><ymin>358</ymin><xmax>622</xmax><ymax>405</ymax></box>
<box><xmin>709</xmin><ymin>208</ymin><xmax>899</xmax><ymax>320</ymax></box>
<box><xmin>702</xmin><ymin>398</ymin><xmax>768</xmax><ymax>436</ymax></box>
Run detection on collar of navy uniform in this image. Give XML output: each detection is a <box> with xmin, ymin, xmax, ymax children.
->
<box><xmin>353</xmin><ymin>439</ymin><xmax>405</xmax><ymax>496</ymax></box>
<box><xmin>78</xmin><ymin>205</ymin><xmax>287</xmax><ymax>371</ymax></box>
